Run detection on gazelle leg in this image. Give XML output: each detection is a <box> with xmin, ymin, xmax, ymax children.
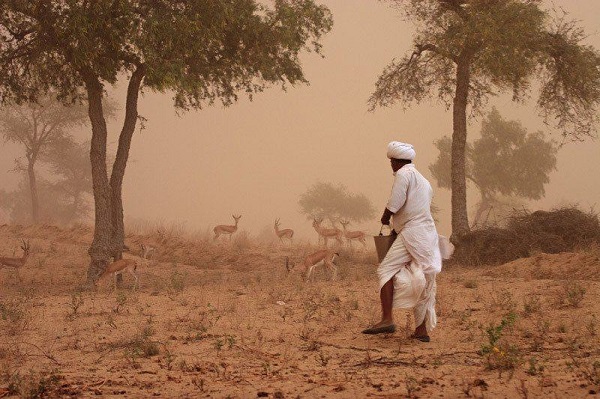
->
<box><xmin>326</xmin><ymin>261</ymin><xmax>338</xmax><ymax>281</ymax></box>
<box><xmin>129</xmin><ymin>268</ymin><xmax>138</xmax><ymax>290</ymax></box>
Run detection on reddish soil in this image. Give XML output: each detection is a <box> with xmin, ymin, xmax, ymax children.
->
<box><xmin>1</xmin><ymin>224</ymin><xmax>599</xmax><ymax>398</ymax></box>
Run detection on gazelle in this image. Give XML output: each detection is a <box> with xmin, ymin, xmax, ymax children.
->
<box><xmin>304</xmin><ymin>249</ymin><xmax>339</xmax><ymax>282</ymax></box>
<box><xmin>0</xmin><ymin>240</ymin><xmax>30</xmax><ymax>276</ymax></box>
<box><xmin>213</xmin><ymin>215</ymin><xmax>242</xmax><ymax>241</ymax></box>
<box><xmin>339</xmin><ymin>220</ymin><xmax>367</xmax><ymax>248</ymax></box>
<box><xmin>312</xmin><ymin>218</ymin><xmax>343</xmax><ymax>247</ymax></box>
<box><xmin>274</xmin><ymin>218</ymin><xmax>294</xmax><ymax>244</ymax></box>
<box><xmin>96</xmin><ymin>258</ymin><xmax>139</xmax><ymax>290</ymax></box>
<box><xmin>140</xmin><ymin>243</ymin><xmax>156</xmax><ymax>260</ymax></box>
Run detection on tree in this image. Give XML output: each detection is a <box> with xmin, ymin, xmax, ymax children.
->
<box><xmin>0</xmin><ymin>95</ymin><xmax>88</xmax><ymax>223</ymax></box>
<box><xmin>299</xmin><ymin>182</ymin><xmax>376</xmax><ymax>225</ymax></box>
<box><xmin>44</xmin><ymin>138</ymin><xmax>94</xmax><ymax>223</ymax></box>
<box><xmin>369</xmin><ymin>0</ymin><xmax>600</xmax><ymax>241</ymax></box>
<box><xmin>430</xmin><ymin>108</ymin><xmax>557</xmax><ymax>227</ymax></box>
<box><xmin>0</xmin><ymin>138</ymin><xmax>94</xmax><ymax>224</ymax></box>
<box><xmin>0</xmin><ymin>1</ymin><xmax>333</xmax><ymax>284</ymax></box>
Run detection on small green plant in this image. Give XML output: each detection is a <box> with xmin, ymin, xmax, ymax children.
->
<box><xmin>525</xmin><ymin>357</ymin><xmax>545</xmax><ymax>376</ymax></box>
<box><xmin>36</xmin><ymin>258</ymin><xmax>47</xmax><ymax>269</ymax></box>
<box><xmin>563</xmin><ymin>281</ymin><xmax>586</xmax><ymax>307</ymax></box>
<box><xmin>261</xmin><ymin>361</ymin><xmax>272</xmax><ymax>376</ymax></box>
<box><xmin>405</xmin><ymin>374</ymin><xmax>419</xmax><ymax>398</ymax></box>
<box><xmin>480</xmin><ymin>312</ymin><xmax>522</xmax><ymax>372</ymax></box>
<box><xmin>213</xmin><ymin>338</ymin><xmax>224</xmax><ymax>352</ymax></box>
<box><xmin>464</xmin><ymin>280</ymin><xmax>478</xmax><ymax>289</ymax></box>
<box><xmin>586</xmin><ymin>315</ymin><xmax>597</xmax><ymax>336</ymax></box>
<box><xmin>522</xmin><ymin>295</ymin><xmax>541</xmax><ymax>316</ymax></box>
<box><xmin>169</xmin><ymin>271</ymin><xmax>186</xmax><ymax>293</ymax></box>
<box><xmin>113</xmin><ymin>291</ymin><xmax>128</xmax><ymax>313</ymax></box>
<box><xmin>487</xmin><ymin>289</ymin><xmax>516</xmax><ymax>313</ymax></box>
<box><xmin>67</xmin><ymin>290</ymin><xmax>84</xmax><ymax>320</ymax></box>
<box><xmin>3</xmin><ymin>369</ymin><xmax>62</xmax><ymax>399</ymax></box>
<box><xmin>162</xmin><ymin>346</ymin><xmax>177</xmax><ymax>371</ymax></box>
<box><xmin>0</xmin><ymin>298</ymin><xmax>31</xmax><ymax>336</ymax></box>
<box><xmin>557</xmin><ymin>323</ymin><xmax>567</xmax><ymax>333</ymax></box>
<box><xmin>317</xmin><ymin>350</ymin><xmax>331</xmax><ymax>367</ymax></box>
<box><xmin>568</xmin><ymin>356</ymin><xmax>600</xmax><ymax>386</ymax></box>
<box><xmin>192</xmin><ymin>377</ymin><xmax>205</xmax><ymax>391</ymax></box>
<box><xmin>226</xmin><ymin>334</ymin><xmax>236</xmax><ymax>349</ymax></box>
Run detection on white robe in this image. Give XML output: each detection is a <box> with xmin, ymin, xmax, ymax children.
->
<box><xmin>377</xmin><ymin>164</ymin><xmax>449</xmax><ymax>332</ymax></box>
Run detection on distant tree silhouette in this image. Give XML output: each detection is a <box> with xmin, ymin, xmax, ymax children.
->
<box><xmin>0</xmin><ymin>139</ymin><xmax>94</xmax><ymax>225</ymax></box>
<box><xmin>299</xmin><ymin>182</ymin><xmax>375</xmax><ymax>226</ymax></box>
<box><xmin>0</xmin><ymin>96</ymin><xmax>88</xmax><ymax>223</ymax></box>
<box><xmin>430</xmin><ymin>108</ymin><xmax>557</xmax><ymax>227</ymax></box>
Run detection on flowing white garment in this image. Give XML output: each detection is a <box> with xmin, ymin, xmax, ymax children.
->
<box><xmin>377</xmin><ymin>233</ymin><xmax>441</xmax><ymax>332</ymax></box>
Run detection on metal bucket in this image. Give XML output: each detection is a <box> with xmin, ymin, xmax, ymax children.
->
<box><xmin>373</xmin><ymin>225</ymin><xmax>397</xmax><ymax>263</ymax></box>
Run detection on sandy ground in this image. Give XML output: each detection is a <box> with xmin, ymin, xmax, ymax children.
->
<box><xmin>1</xmin><ymin>224</ymin><xmax>599</xmax><ymax>398</ymax></box>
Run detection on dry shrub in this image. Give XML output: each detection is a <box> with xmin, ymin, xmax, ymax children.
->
<box><xmin>454</xmin><ymin>206</ymin><xmax>600</xmax><ymax>266</ymax></box>
<box><xmin>507</xmin><ymin>207</ymin><xmax>600</xmax><ymax>253</ymax></box>
<box><xmin>454</xmin><ymin>227</ymin><xmax>529</xmax><ymax>266</ymax></box>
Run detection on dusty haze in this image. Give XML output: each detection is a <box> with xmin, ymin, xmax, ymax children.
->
<box><xmin>1</xmin><ymin>0</ymin><xmax>599</xmax><ymax>239</ymax></box>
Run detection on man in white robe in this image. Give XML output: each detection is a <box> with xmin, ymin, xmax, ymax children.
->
<box><xmin>362</xmin><ymin>141</ymin><xmax>442</xmax><ymax>342</ymax></box>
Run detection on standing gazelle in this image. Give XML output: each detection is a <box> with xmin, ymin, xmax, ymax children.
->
<box><xmin>274</xmin><ymin>218</ymin><xmax>294</xmax><ymax>244</ymax></box>
<box><xmin>304</xmin><ymin>249</ymin><xmax>339</xmax><ymax>282</ymax></box>
<box><xmin>312</xmin><ymin>218</ymin><xmax>343</xmax><ymax>247</ymax></box>
<box><xmin>214</xmin><ymin>215</ymin><xmax>242</xmax><ymax>241</ymax></box>
<box><xmin>0</xmin><ymin>240</ymin><xmax>30</xmax><ymax>280</ymax></box>
<box><xmin>0</xmin><ymin>240</ymin><xmax>30</xmax><ymax>275</ymax></box>
<box><xmin>339</xmin><ymin>220</ymin><xmax>367</xmax><ymax>248</ymax></box>
<box><xmin>96</xmin><ymin>258</ymin><xmax>139</xmax><ymax>290</ymax></box>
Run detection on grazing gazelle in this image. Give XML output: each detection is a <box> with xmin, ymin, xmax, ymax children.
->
<box><xmin>96</xmin><ymin>258</ymin><xmax>139</xmax><ymax>290</ymax></box>
<box><xmin>304</xmin><ymin>249</ymin><xmax>340</xmax><ymax>282</ymax></box>
<box><xmin>0</xmin><ymin>240</ymin><xmax>30</xmax><ymax>276</ymax></box>
<box><xmin>274</xmin><ymin>218</ymin><xmax>294</xmax><ymax>244</ymax></box>
<box><xmin>213</xmin><ymin>215</ymin><xmax>242</xmax><ymax>241</ymax></box>
<box><xmin>312</xmin><ymin>218</ymin><xmax>343</xmax><ymax>247</ymax></box>
<box><xmin>339</xmin><ymin>220</ymin><xmax>367</xmax><ymax>248</ymax></box>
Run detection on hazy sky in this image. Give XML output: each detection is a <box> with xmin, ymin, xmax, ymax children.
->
<box><xmin>1</xmin><ymin>0</ymin><xmax>599</xmax><ymax>239</ymax></box>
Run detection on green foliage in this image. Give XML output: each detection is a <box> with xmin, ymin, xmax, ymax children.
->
<box><xmin>0</xmin><ymin>1</ymin><xmax>333</xmax><ymax>270</ymax></box>
<box><xmin>370</xmin><ymin>0</ymin><xmax>600</xmax><ymax>139</ymax></box>
<box><xmin>430</xmin><ymin>108</ymin><xmax>557</xmax><ymax>225</ymax></box>
<box><xmin>298</xmin><ymin>182</ymin><xmax>376</xmax><ymax>223</ymax></box>
<box><xmin>480</xmin><ymin>312</ymin><xmax>522</xmax><ymax>371</ymax></box>
<box><xmin>0</xmin><ymin>1</ymin><xmax>333</xmax><ymax>108</ymax></box>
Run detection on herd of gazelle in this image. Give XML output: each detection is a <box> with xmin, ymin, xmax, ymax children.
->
<box><xmin>0</xmin><ymin>217</ymin><xmax>366</xmax><ymax>286</ymax></box>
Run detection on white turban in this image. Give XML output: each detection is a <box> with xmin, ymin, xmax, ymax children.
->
<box><xmin>387</xmin><ymin>141</ymin><xmax>416</xmax><ymax>160</ymax></box>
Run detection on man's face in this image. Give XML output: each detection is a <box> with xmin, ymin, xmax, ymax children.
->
<box><xmin>390</xmin><ymin>158</ymin><xmax>403</xmax><ymax>172</ymax></box>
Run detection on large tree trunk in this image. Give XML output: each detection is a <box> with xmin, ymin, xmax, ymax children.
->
<box><xmin>85</xmin><ymin>77</ymin><xmax>113</xmax><ymax>285</ymax></box>
<box><xmin>109</xmin><ymin>66</ymin><xmax>145</xmax><ymax>262</ymax></box>
<box><xmin>450</xmin><ymin>58</ymin><xmax>471</xmax><ymax>243</ymax></box>
<box><xmin>26</xmin><ymin>154</ymin><xmax>40</xmax><ymax>224</ymax></box>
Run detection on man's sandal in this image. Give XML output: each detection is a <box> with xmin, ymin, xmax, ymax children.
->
<box><xmin>410</xmin><ymin>333</ymin><xmax>430</xmax><ymax>342</ymax></box>
<box><xmin>362</xmin><ymin>324</ymin><xmax>396</xmax><ymax>334</ymax></box>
